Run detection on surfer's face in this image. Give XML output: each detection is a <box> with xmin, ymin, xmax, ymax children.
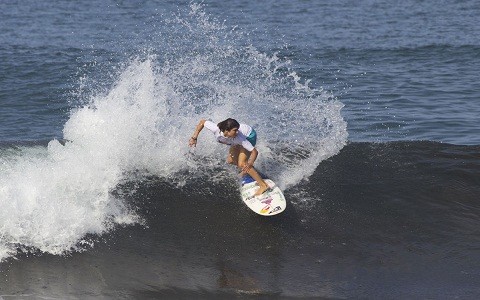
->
<box><xmin>224</xmin><ymin>127</ymin><xmax>238</xmax><ymax>138</ymax></box>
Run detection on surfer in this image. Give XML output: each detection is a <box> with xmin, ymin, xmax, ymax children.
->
<box><xmin>189</xmin><ymin>118</ymin><xmax>269</xmax><ymax>196</ymax></box>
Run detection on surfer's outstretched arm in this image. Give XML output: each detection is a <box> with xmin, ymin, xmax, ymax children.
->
<box><xmin>189</xmin><ymin>119</ymin><xmax>206</xmax><ymax>147</ymax></box>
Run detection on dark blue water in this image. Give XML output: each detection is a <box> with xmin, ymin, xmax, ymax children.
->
<box><xmin>2</xmin><ymin>0</ymin><xmax>480</xmax><ymax>144</ymax></box>
<box><xmin>1</xmin><ymin>1</ymin><xmax>480</xmax><ymax>299</ymax></box>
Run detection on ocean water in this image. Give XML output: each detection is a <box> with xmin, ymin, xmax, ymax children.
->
<box><xmin>1</xmin><ymin>0</ymin><xmax>479</xmax><ymax>299</ymax></box>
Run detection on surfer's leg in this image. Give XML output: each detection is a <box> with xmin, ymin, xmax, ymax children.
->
<box><xmin>237</xmin><ymin>147</ymin><xmax>269</xmax><ymax>196</ymax></box>
<box><xmin>227</xmin><ymin>145</ymin><xmax>240</xmax><ymax>165</ymax></box>
<box><xmin>249</xmin><ymin>170</ymin><xmax>269</xmax><ymax>196</ymax></box>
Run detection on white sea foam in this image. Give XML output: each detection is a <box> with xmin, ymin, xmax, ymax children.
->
<box><xmin>0</xmin><ymin>3</ymin><xmax>347</xmax><ymax>262</ymax></box>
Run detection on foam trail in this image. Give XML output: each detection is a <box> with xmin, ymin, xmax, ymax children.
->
<box><xmin>0</xmin><ymin>59</ymin><xmax>162</xmax><ymax>262</ymax></box>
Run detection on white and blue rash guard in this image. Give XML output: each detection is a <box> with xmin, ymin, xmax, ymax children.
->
<box><xmin>204</xmin><ymin>120</ymin><xmax>256</xmax><ymax>152</ymax></box>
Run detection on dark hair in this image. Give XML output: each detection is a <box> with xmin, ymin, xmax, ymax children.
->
<box><xmin>217</xmin><ymin>118</ymin><xmax>240</xmax><ymax>132</ymax></box>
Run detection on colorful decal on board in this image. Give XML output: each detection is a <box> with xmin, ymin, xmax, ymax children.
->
<box><xmin>260</xmin><ymin>197</ymin><xmax>273</xmax><ymax>214</ymax></box>
<box><xmin>269</xmin><ymin>206</ymin><xmax>282</xmax><ymax>214</ymax></box>
<box><xmin>261</xmin><ymin>198</ymin><xmax>273</xmax><ymax>205</ymax></box>
<box><xmin>260</xmin><ymin>204</ymin><xmax>271</xmax><ymax>214</ymax></box>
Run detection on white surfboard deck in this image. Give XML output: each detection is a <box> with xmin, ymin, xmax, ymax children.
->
<box><xmin>240</xmin><ymin>176</ymin><xmax>286</xmax><ymax>216</ymax></box>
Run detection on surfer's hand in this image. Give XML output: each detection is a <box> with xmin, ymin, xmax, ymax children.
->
<box><xmin>189</xmin><ymin>137</ymin><xmax>197</xmax><ymax>147</ymax></box>
<box><xmin>240</xmin><ymin>162</ymin><xmax>252</xmax><ymax>175</ymax></box>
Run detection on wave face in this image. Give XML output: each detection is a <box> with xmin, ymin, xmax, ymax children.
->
<box><xmin>0</xmin><ymin>4</ymin><xmax>346</xmax><ymax>263</ymax></box>
<box><xmin>3</xmin><ymin>1</ymin><xmax>480</xmax><ymax>299</ymax></box>
<box><xmin>1</xmin><ymin>142</ymin><xmax>479</xmax><ymax>299</ymax></box>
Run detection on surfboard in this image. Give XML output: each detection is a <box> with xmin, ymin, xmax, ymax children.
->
<box><xmin>240</xmin><ymin>174</ymin><xmax>286</xmax><ymax>216</ymax></box>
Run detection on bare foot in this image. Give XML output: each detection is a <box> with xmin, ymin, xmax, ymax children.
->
<box><xmin>254</xmin><ymin>184</ymin><xmax>269</xmax><ymax>196</ymax></box>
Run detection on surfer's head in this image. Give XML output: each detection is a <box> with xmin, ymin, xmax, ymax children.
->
<box><xmin>218</xmin><ymin>118</ymin><xmax>240</xmax><ymax>138</ymax></box>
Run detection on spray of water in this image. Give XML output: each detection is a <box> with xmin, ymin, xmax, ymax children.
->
<box><xmin>0</xmin><ymin>3</ymin><xmax>347</xmax><ymax>262</ymax></box>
